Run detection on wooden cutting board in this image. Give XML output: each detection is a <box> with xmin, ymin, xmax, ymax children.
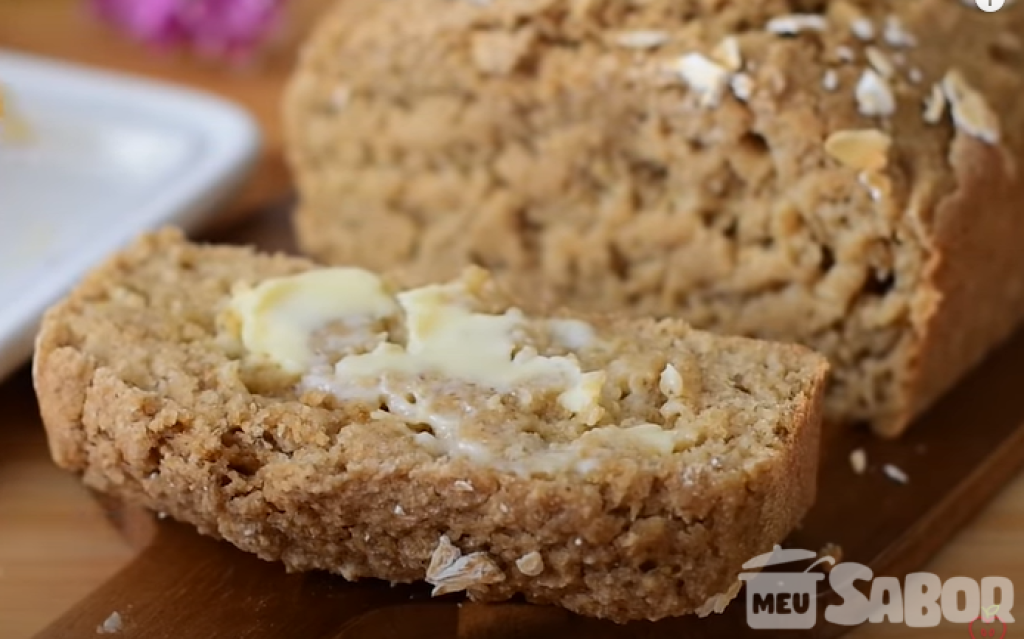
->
<box><xmin>26</xmin><ymin>206</ymin><xmax>1024</xmax><ymax>639</ymax></box>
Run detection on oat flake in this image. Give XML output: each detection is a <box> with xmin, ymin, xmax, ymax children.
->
<box><xmin>923</xmin><ymin>83</ymin><xmax>946</xmax><ymax>125</ymax></box>
<box><xmin>675</xmin><ymin>53</ymin><xmax>730</xmax><ymax>108</ymax></box>
<box><xmin>822</xmin><ymin>69</ymin><xmax>839</xmax><ymax>92</ymax></box>
<box><xmin>614</xmin><ymin>30</ymin><xmax>670</xmax><ymax>50</ymax></box>
<box><xmin>883</xmin><ymin>16</ymin><xmax>917</xmax><ymax>48</ymax></box>
<box><xmin>426</xmin><ymin>536</ymin><xmax>505</xmax><ymax>596</ymax></box>
<box><xmin>825</xmin><ymin>129</ymin><xmax>891</xmax><ymax>172</ymax></box>
<box><xmin>865</xmin><ymin>47</ymin><xmax>895</xmax><ymax>79</ymax></box>
<box><xmin>858</xmin><ymin>171</ymin><xmax>891</xmax><ymax>201</ymax></box>
<box><xmin>855</xmin><ymin>69</ymin><xmax>896</xmax><ymax>117</ymax></box>
<box><xmin>942</xmin><ymin>69</ymin><xmax>1000</xmax><ymax>144</ymax></box>
<box><xmin>730</xmin><ymin>73</ymin><xmax>754</xmax><ymax>102</ymax></box>
<box><xmin>850</xmin><ymin>18</ymin><xmax>875</xmax><ymax>41</ymax></box>
<box><xmin>712</xmin><ymin>36</ymin><xmax>743</xmax><ymax>72</ymax></box>
<box><xmin>766</xmin><ymin>14</ymin><xmax>829</xmax><ymax>35</ymax></box>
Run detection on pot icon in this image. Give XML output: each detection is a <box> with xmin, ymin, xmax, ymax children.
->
<box><xmin>739</xmin><ymin>546</ymin><xmax>833</xmax><ymax>629</ymax></box>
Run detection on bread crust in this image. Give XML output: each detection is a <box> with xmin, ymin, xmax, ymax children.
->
<box><xmin>33</xmin><ymin>230</ymin><xmax>826</xmax><ymax>622</ymax></box>
<box><xmin>895</xmin><ymin>137</ymin><xmax>1024</xmax><ymax>436</ymax></box>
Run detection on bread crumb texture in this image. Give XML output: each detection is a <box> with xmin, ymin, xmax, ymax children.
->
<box><xmin>286</xmin><ymin>0</ymin><xmax>1024</xmax><ymax>437</ymax></box>
<box><xmin>34</xmin><ymin>230</ymin><xmax>827</xmax><ymax>622</ymax></box>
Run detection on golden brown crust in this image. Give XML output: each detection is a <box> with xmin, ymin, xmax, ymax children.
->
<box><xmin>33</xmin><ymin>230</ymin><xmax>827</xmax><ymax>622</ymax></box>
<box><xmin>893</xmin><ymin>136</ymin><xmax>1024</xmax><ymax>436</ymax></box>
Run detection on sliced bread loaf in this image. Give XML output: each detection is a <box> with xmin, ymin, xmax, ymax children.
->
<box><xmin>34</xmin><ymin>230</ymin><xmax>827</xmax><ymax>622</ymax></box>
<box><xmin>285</xmin><ymin>0</ymin><xmax>1024</xmax><ymax>436</ymax></box>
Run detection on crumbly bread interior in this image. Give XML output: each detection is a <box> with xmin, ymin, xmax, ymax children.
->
<box><xmin>34</xmin><ymin>230</ymin><xmax>828</xmax><ymax>622</ymax></box>
<box><xmin>286</xmin><ymin>0</ymin><xmax>1024</xmax><ymax>433</ymax></box>
<box><xmin>218</xmin><ymin>266</ymin><xmax>822</xmax><ymax>477</ymax></box>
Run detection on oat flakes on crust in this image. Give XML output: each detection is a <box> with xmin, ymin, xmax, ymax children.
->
<box><xmin>285</xmin><ymin>0</ymin><xmax>1024</xmax><ymax>437</ymax></box>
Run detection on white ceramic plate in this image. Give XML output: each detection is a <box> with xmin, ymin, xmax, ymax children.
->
<box><xmin>0</xmin><ymin>50</ymin><xmax>260</xmax><ymax>382</ymax></box>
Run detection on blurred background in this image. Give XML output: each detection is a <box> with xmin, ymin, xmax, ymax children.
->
<box><xmin>1</xmin><ymin>0</ymin><xmax>333</xmax><ymax>228</ymax></box>
<box><xmin>1</xmin><ymin>2</ymin><xmax>1023</xmax><ymax>638</ymax></box>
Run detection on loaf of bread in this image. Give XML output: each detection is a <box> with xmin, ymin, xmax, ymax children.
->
<box><xmin>34</xmin><ymin>230</ymin><xmax>827</xmax><ymax>622</ymax></box>
<box><xmin>285</xmin><ymin>0</ymin><xmax>1024</xmax><ymax>436</ymax></box>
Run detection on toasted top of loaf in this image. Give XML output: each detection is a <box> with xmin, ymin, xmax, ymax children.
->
<box><xmin>33</xmin><ymin>230</ymin><xmax>828</xmax><ymax>622</ymax></box>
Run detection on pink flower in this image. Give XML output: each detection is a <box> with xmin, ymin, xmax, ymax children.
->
<box><xmin>92</xmin><ymin>0</ymin><xmax>285</xmax><ymax>59</ymax></box>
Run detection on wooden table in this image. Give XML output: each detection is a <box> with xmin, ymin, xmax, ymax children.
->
<box><xmin>1</xmin><ymin>1</ymin><xmax>1023</xmax><ymax>637</ymax></box>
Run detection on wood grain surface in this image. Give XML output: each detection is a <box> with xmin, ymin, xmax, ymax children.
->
<box><xmin>4</xmin><ymin>208</ymin><xmax>1024</xmax><ymax>639</ymax></box>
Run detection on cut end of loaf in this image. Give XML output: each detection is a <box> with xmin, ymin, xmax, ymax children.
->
<box><xmin>33</xmin><ymin>229</ymin><xmax>827</xmax><ymax>622</ymax></box>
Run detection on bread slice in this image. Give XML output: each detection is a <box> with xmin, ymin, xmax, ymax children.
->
<box><xmin>34</xmin><ymin>230</ymin><xmax>827</xmax><ymax>622</ymax></box>
<box><xmin>285</xmin><ymin>0</ymin><xmax>1024</xmax><ymax>437</ymax></box>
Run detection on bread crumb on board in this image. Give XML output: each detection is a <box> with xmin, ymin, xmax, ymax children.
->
<box><xmin>849</xmin><ymin>448</ymin><xmax>867</xmax><ymax>475</ymax></box>
<box><xmin>96</xmin><ymin>611</ymin><xmax>122</xmax><ymax>634</ymax></box>
<box><xmin>819</xmin><ymin>543</ymin><xmax>844</xmax><ymax>572</ymax></box>
<box><xmin>883</xmin><ymin>463</ymin><xmax>910</xmax><ymax>485</ymax></box>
